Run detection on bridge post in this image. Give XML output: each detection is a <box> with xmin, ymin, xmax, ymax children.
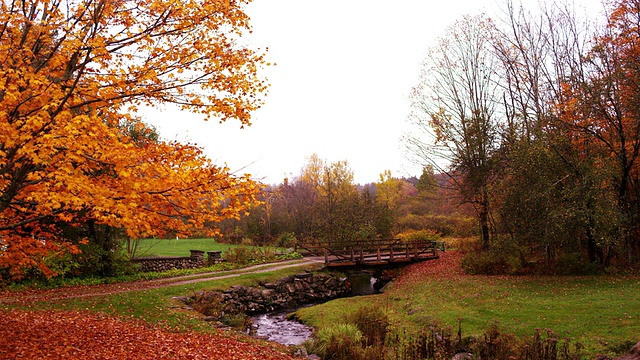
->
<box><xmin>389</xmin><ymin>246</ymin><xmax>394</xmax><ymax>261</ymax></box>
<box><xmin>377</xmin><ymin>246</ymin><xmax>381</xmax><ymax>261</ymax></box>
<box><xmin>324</xmin><ymin>248</ymin><xmax>328</xmax><ymax>266</ymax></box>
<box><xmin>405</xmin><ymin>244</ymin><xmax>410</xmax><ymax>258</ymax></box>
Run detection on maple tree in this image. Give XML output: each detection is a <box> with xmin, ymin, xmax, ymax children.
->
<box><xmin>0</xmin><ymin>0</ymin><xmax>267</xmax><ymax>279</ymax></box>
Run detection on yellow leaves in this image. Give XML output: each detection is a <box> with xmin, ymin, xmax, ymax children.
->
<box><xmin>0</xmin><ymin>0</ymin><xmax>267</xmax><ymax>279</ymax></box>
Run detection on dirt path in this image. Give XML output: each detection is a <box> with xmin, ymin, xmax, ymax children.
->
<box><xmin>0</xmin><ymin>258</ymin><xmax>325</xmax><ymax>305</ymax></box>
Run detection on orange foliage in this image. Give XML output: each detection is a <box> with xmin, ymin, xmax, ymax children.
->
<box><xmin>0</xmin><ymin>309</ymin><xmax>294</xmax><ymax>359</ymax></box>
<box><xmin>0</xmin><ymin>1</ymin><xmax>267</xmax><ymax>279</ymax></box>
<box><xmin>556</xmin><ymin>0</ymin><xmax>640</xmax><ymax>188</ymax></box>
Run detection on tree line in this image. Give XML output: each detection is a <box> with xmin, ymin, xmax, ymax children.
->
<box><xmin>406</xmin><ymin>0</ymin><xmax>640</xmax><ymax>270</ymax></box>
<box><xmin>218</xmin><ymin>154</ymin><xmax>476</xmax><ymax>249</ymax></box>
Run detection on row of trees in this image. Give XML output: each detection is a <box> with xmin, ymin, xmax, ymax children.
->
<box><xmin>219</xmin><ymin>155</ymin><xmax>477</xmax><ymax>247</ymax></box>
<box><xmin>406</xmin><ymin>0</ymin><xmax>640</xmax><ymax>267</ymax></box>
<box><xmin>0</xmin><ymin>0</ymin><xmax>266</xmax><ymax>280</ymax></box>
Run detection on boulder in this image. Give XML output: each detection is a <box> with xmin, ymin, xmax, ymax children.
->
<box><xmin>190</xmin><ymin>272</ymin><xmax>351</xmax><ymax>317</ymax></box>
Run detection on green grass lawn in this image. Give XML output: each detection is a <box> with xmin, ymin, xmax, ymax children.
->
<box><xmin>131</xmin><ymin>238</ymin><xmax>242</xmax><ymax>258</ymax></box>
<box><xmin>295</xmin><ymin>269</ymin><xmax>640</xmax><ymax>358</ymax></box>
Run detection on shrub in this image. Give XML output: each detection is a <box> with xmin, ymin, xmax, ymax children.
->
<box><xmin>276</xmin><ymin>251</ymin><xmax>303</xmax><ymax>261</ymax></box>
<box><xmin>397</xmin><ymin>214</ymin><xmax>477</xmax><ymax>237</ymax></box>
<box><xmin>188</xmin><ymin>291</ymin><xmax>225</xmax><ymax>317</ymax></box>
<box><xmin>275</xmin><ymin>232</ymin><xmax>297</xmax><ymax>248</ymax></box>
<box><xmin>219</xmin><ymin>313</ymin><xmax>252</xmax><ymax>330</ymax></box>
<box><xmin>388</xmin><ymin>322</ymin><xmax>582</xmax><ymax>360</ymax></box>
<box><xmin>306</xmin><ymin>324</ymin><xmax>364</xmax><ymax>360</ymax></box>
<box><xmin>440</xmin><ymin>236</ymin><xmax>467</xmax><ymax>251</ymax></box>
<box><xmin>549</xmin><ymin>253</ymin><xmax>604</xmax><ymax>275</ymax></box>
<box><xmin>223</xmin><ymin>245</ymin><xmax>280</xmax><ymax>265</ymax></box>
<box><xmin>397</xmin><ymin>229</ymin><xmax>441</xmax><ymax>243</ymax></box>
<box><xmin>223</xmin><ymin>245</ymin><xmax>255</xmax><ymax>264</ymax></box>
<box><xmin>349</xmin><ymin>306</ymin><xmax>390</xmax><ymax>346</ymax></box>
<box><xmin>355</xmin><ymin>223</ymin><xmax>379</xmax><ymax>241</ymax></box>
<box><xmin>460</xmin><ymin>236</ymin><xmax>531</xmax><ymax>275</ymax></box>
<box><xmin>461</xmin><ymin>250</ymin><xmax>522</xmax><ymax>275</ymax></box>
<box><xmin>42</xmin><ymin>252</ymin><xmax>80</xmax><ymax>279</ymax></box>
<box><xmin>471</xmin><ymin>322</ymin><xmax>518</xmax><ymax>359</ymax></box>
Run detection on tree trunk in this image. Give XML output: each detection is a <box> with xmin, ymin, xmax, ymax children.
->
<box><xmin>480</xmin><ymin>204</ymin><xmax>490</xmax><ymax>250</ymax></box>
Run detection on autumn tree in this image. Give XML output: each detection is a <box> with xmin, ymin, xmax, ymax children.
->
<box><xmin>376</xmin><ymin>170</ymin><xmax>406</xmax><ymax>213</ymax></box>
<box><xmin>298</xmin><ymin>155</ymin><xmax>361</xmax><ymax>244</ymax></box>
<box><xmin>407</xmin><ymin>15</ymin><xmax>500</xmax><ymax>249</ymax></box>
<box><xmin>487</xmin><ymin>0</ymin><xmax>612</xmax><ymax>264</ymax></box>
<box><xmin>0</xmin><ymin>0</ymin><xmax>267</xmax><ymax>279</ymax></box>
<box><xmin>556</xmin><ymin>0</ymin><xmax>640</xmax><ymax>264</ymax></box>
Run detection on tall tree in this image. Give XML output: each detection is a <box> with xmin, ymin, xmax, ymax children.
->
<box><xmin>557</xmin><ymin>0</ymin><xmax>640</xmax><ymax>263</ymax></box>
<box><xmin>489</xmin><ymin>0</ymin><xmax>612</xmax><ymax>264</ymax></box>
<box><xmin>0</xmin><ymin>0</ymin><xmax>267</xmax><ymax>279</ymax></box>
<box><xmin>407</xmin><ymin>15</ymin><xmax>500</xmax><ymax>249</ymax></box>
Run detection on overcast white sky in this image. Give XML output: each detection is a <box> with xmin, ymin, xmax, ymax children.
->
<box><xmin>145</xmin><ymin>0</ymin><xmax>598</xmax><ymax>185</ymax></box>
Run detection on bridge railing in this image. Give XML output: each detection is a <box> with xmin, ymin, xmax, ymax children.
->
<box><xmin>295</xmin><ymin>238</ymin><xmax>444</xmax><ymax>266</ymax></box>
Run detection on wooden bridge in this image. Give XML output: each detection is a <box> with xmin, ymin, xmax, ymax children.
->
<box><xmin>295</xmin><ymin>238</ymin><xmax>444</xmax><ymax>268</ymax></box>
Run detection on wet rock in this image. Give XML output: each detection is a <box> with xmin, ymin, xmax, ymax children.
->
<box><xmin>190</xmin><ymin>272</ymin><xmax>351</xmax><ymax>316</ymax></box>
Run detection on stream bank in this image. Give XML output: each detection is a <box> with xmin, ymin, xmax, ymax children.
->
<box><xmin>185</xmin><ymin>269</ymin><xmax>390</xmax><ymax>346</ymax></box>
<box><xmin>249</xmin><ymin>270</ymin><xmax>386</xmax><ymax>345</ymax></box>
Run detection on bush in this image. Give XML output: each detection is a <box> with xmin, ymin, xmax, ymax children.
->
<box><xmin>306</xmin><ymin>324</ymin><xmax>364</xmax><ymax>360</ymax></box>
<box><xmin>397</xmin><ymin>214</ymin><xmax>477</xmax><ymax>238</ymax></box>
<box><xmin>219</xmin><ymin>313</ymin><xmax>252</xmax><ymax>330</ymax></box>
<box><xmin>355</xmin><ymin>223</ymin><xmax>379</xmax><ymax>241</ymax></box>
<box><xmin>388</xmin><ymin>322</ymin><xmax>582</xmax><ymax>360</ymax></box>
<box><xmin>548</xmin><ymin>253</ymin><xmax>604</xmax><ymax>275</ymax></box>
<box><xmin>397</xmin><ymin>229</ymin><xmax>441</xmax><ymax>243</ymax></box>
<box><xmin>223</xmin><ymin>245</ymin><xmax>279</xmax><ymax>265</ymax></box>
<box><xmin>461</xmin><ymin>250</ymin><xmax>522</xmax><ymax>275</ymax></box>
<box><xmin>275</xmin><ymin>232</ymin><xmax>297</xmax><ymax>248</ymax></box>
<box><xmin>459</xmin><ymin>236</ymin><xmax>531</xmax><ymax>275</ymax></box>
<box><xmin>349</xmin><ymin>306</ymin><xmax>390</xmax><ymax>346</ymax></box>
<box><xmin>223</xmin><ymin>246</ymin><xmax>255</xmax><ymax>265</ymax></box>
<box><xmin>188</xmin><ymin>291</ymin><xmax>225</xmax><ymax>317</ymax></box>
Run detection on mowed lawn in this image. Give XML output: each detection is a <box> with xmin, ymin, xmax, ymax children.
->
<box><xmin>295</xmin><ymin>251</ymin><xmax>640</xmax><ymax>357</ymax></box>
<box><xmin>132</xmin><ymin>238</ymin><xmax>242</xmax><ymax>258</ymax></box>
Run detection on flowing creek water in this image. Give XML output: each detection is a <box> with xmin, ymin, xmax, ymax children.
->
<box><xmin>250</xmin><ymin>272</ymin><xmax>382</xmax><ymax>346</ymax></box>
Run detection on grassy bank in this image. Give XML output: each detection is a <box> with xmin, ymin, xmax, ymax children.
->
<box><xmin>4</xmin><ymin>262</ymin><xmax>323</xmax><ymax>332</ymax></box>
<box><xmin>295</xmin><ymin>252</ymin><xmax>640</xmax><ymax>358</ymax></box>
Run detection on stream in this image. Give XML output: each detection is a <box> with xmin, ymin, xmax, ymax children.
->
<box><xmin>251</xmin><ymin>310</ymin><xmax>313</xmax><ymax>346</ymax></box>
<box><xmin>250</xmin><ymin>272</ymin><xmax>382</xmax><ymax>346</ymax></box>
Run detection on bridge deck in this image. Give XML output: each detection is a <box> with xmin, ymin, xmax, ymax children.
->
<box><xmin>296</xmin><ymin>239</ymin><xmax>444</xmax><ymax>268</ymax></box>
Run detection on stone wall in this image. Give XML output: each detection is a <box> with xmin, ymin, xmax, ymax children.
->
<box><xmin>132</xmin><ymin>250</ymin><xmax>223</xmax><ymax>272</ymax></box>
<box><xmin>220</xmin><ymin>272</ymin><xmax>351</xmax><ymax>314</ymax></box>
<box><xmin>132</xmin><ymin>256</ymin><xmax>203</xmax><ymax>272</ymax></box>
